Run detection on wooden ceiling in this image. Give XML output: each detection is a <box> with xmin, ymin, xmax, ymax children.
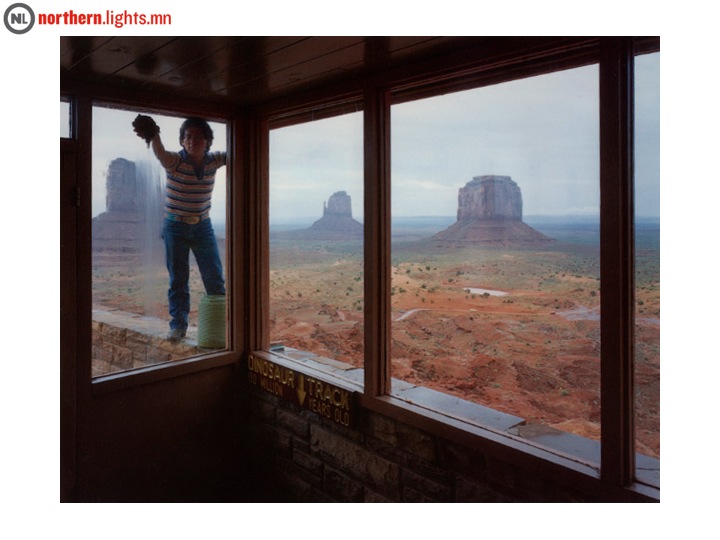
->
<box><xmin>60</xmin><ymin>36</ymin><xmax>489</xmax><ymax>109</ymax></box>
<box><xmin>60</xmin><ymin>36</ymin><xmax>659</xmax><ymax>114</ymax></box>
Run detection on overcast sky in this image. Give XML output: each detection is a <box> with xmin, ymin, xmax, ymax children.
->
<box><xmin>271</xmin><ymin>52</ymin><xmax>659</xmax><ymax>222</ymax></box>
<box><xmin>86</xmin><ymin>52</ymin><xmax>659</xmax><ymax>226</ymax></box>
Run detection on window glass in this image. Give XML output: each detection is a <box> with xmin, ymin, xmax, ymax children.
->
<box><xmin>269</xmin><ymin>112</ymin><xmax>364</xmax><ymax>373</ymax></box>
<box><xmin>92</xmin><ymin>105</ymin><xmax>228</xmax><ymax>377</ymax></box>
<box><xmin>60</xmin><ymin>99</ymin><xmax>71</xmax><ymax>138</ymax></box>
<box><xmin>634</xmin><ymin>51</ymin><xmax>660</xmax><ymax>460</ymax></box>
<box><xmin>391</xmin><ymin>66</ymin><xmax>603</xmax><ymax>456</ymax></box>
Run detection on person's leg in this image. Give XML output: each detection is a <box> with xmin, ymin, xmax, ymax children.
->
<box><xmin>163</xmin><ymin>219</ymin><xmax>191</xmax><ymax>335</ymax></box>
<box><xmin>191</xmin><ymin>219</ymin><xmax>226</xmax><ymax>296</ymax></box>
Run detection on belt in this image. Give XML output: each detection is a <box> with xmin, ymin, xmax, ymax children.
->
<box><xmin>165</xmin><ymin>212</ymin><xmax>210</xmax><ymax>225</ymax></box>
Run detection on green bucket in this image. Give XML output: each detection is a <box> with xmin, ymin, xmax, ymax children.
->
<box><xmin>197</xmin><ymin>294</ymin><xmax>226</xmax><ymax>348</ymax></box>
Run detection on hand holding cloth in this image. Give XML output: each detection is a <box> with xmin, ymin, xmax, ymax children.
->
<box><xmin>132</xmin><ymin>114</ymin><xmax>160</xmax><ymax>145</ymax></box>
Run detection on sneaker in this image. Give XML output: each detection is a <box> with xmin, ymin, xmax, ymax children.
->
<box><xmin>166</xmin><ymin>328</ymin><xmax>187</xmax><ymax>341</ymax></box>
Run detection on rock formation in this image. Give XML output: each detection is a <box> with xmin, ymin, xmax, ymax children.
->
<box><xmin>105</xmin><ymin>158</ymin><xmax>141</xmax><ymax>213</ymax></box>
<box><xmin>433</xmin><ymin>175</ymin><xmax>552</xmax><ymax>244</ymax></box>
<box><xmin>322</xmin><ymin>190</ymin><xmax>353</xmax><ymax>218</ymax></box>
<box><xmin>92</xmin><ymin>158</ymin><xmax>164</xmax><ymax>266</ymax></box>
<box><xmin>285</xmin><ymin>191</ymin><xmax>363</xmax><ymax>240</ymax></box>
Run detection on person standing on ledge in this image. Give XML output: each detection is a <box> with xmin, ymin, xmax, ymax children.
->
<box><xmin>133</xmin><ymin>115</ymin><xmax>227</xmax><ymax>341</ymax></box>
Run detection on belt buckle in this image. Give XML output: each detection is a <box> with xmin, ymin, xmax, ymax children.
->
<box><xmin>186</xmin><ymin>216</ymin><xmax>200</xmax><ymax>225</ymax></box>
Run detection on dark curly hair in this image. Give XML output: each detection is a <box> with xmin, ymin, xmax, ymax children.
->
<box><xmin>179</xmin><ymin>117</ymin><xmax>214</xmax><ymax>150</ymax></box>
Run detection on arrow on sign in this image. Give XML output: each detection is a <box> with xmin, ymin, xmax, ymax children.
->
<box><xmin>297</xmin><ymin>373</ymin><xmax>307</xmax><ymax>406</ymax></box>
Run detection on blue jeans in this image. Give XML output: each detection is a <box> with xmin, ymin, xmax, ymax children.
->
<box><xmin>163</xmin><ymin>218</ymin><xmax>225</xmax><ymax>331</ymax></box>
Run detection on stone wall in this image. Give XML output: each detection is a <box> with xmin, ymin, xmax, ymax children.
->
<box><xmin>92</xmin><ymin>309</ymin><xmax>204</xmax><ymax>377</ymax></box>
<box><xmin>242</xmin><ymin>383</ymin><xmax>591</xmax><ymax>503</ymax></box>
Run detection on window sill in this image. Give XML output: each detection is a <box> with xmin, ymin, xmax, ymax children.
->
<box><xmin>92</xmin><ymin>350</ymin><xmax>239</xmax><ymax>396</ymax></box>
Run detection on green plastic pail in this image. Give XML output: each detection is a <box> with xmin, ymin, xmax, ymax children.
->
<box><xmin>197</xmin><ymin>294</ymin><xmax>226</xmax><ymax>348</ymax></box>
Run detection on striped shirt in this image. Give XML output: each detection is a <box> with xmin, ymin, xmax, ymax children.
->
<box><xmin>163</xmin><ymin>149</ymin><xmax>227</xmax><ymax>218</ymax></box>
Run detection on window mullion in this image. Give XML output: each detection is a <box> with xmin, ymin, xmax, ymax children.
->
<box><xmin>364</xmin><ymin>87</ymin><xmax>391</xmax><ymax>396</ymax></box>
<box><xmin>247</xmin><ymin>115</ymin><xmax>269</xmax><ymax>352</ymax></box>
<box><xmin>599</xmin><ymin>37</ymin><xmax>636</xmax><ymax>486</ymax></box>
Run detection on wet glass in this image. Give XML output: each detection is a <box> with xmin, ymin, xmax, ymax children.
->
<box><xmin>268</xmin><ymin>112</ymin><xmax>364</xmax><ymax>374</ymax></box>
<box><xmin>91</xmin><ymin>105</ymin><xmax>228</xmax><ymax>377</ymax></box>
<box><xmin>390</xmin><ymin>66</ymin><xmax>608</xmax><ymax>459</ymax></box>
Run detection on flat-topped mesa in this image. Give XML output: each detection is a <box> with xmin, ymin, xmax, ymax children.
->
<box><xmin>434</xmin><ymin>175</ymin><xmax>553</xmax><ymax>244</ymax></box>
<box><xmin>458</xmin><ymin>175</ymin><xmax>522</xmax><ymax>222</ymax></box>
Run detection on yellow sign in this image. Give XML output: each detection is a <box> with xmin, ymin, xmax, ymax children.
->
<box><xmin>247</xmin><ymin>353</ymin><xmax>354</xmax><ymax>427</ymax></box>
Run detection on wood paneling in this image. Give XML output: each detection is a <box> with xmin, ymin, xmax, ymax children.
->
<box><xmin>61</xmin><ymin>37</ymin><xmax>468</xmax><ymax>108</ymax></box>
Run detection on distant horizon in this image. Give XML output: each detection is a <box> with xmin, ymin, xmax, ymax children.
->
<box><xmin>265</xmin><ymin>213</ymin><xmax>660</xmax><ymax>226</ymax></box>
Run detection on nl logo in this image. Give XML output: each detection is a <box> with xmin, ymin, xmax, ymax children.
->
<box><xmin>4</xmin><ymin>3</ymin><xmax>34</xmax><ymax>34</ymax></box>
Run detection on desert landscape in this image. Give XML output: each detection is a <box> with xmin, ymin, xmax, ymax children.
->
<box><xmin>269</xmin><ymin>180</ymin><xmax>659</xmax><ymax>458</ymax></box>
<box><xmin>91</xmin><ymin>171</ymin><xmax>659</xmax><ymax>459</ymax></box>
<box><xmin>268</xmin><ymin>227</ymin><xmax>660</xmax><ymax>458</ymax></box>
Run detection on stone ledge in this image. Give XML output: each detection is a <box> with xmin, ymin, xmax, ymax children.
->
<box><xmin>93</xmin><ymin>307</ymin><xmax>198</xmax><ymax>343</ymax></box>
<box><xmin>92</xmin><ymin>307</ymin><xmax>220</xmax><ymax>377</ymax></box>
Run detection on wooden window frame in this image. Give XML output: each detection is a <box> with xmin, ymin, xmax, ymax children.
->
<box><xmin>65</xmin><ymin>94</ymin><xmax>243</xmax><ymax>393</ymax></box>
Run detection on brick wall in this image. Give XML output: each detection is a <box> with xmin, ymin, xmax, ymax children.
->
<box><xmin>242</xmin><ymin>386</ymin><xmax>590</xmax><ymax>503</ymax></box>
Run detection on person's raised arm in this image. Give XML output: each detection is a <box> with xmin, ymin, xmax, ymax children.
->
<box><xmin>132</xmin><ymin>114</ymin><xmax>175</xmax><ymax>169</ymax></box>
<box><xmin>149</xmin><ymin>132</ymin><xmax>176</xmax><ymax>169</ymax></box>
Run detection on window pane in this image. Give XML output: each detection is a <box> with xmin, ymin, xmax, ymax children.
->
<box><xmin>391</xmin><ymin>66</ymin><xmax>601</xmax><ymax>459</ymax></box>
<box><xmin>269</xmin><ymin>113</ymin><xmax>364</xmax><ymax>375</ymax></box>
<box><xmin>92</xmin><ymin>106</ymin><xmax>228</xmax><ymax>377</ymax></box>
<box><xmin>60</xmin><ymin>99</ymin><xmax>71</xmax><ymax>138</ymax></box>
<box><xmin>634</xmin><ymin>51</ymin><xmax>660</xmax><ymax>461</ymax></box>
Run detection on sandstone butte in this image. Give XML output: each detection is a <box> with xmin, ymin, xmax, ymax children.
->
<box><xmin>433</xmin><ymin>175</ymin><xmax>553</xmax><ymax>245</ymax></box>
